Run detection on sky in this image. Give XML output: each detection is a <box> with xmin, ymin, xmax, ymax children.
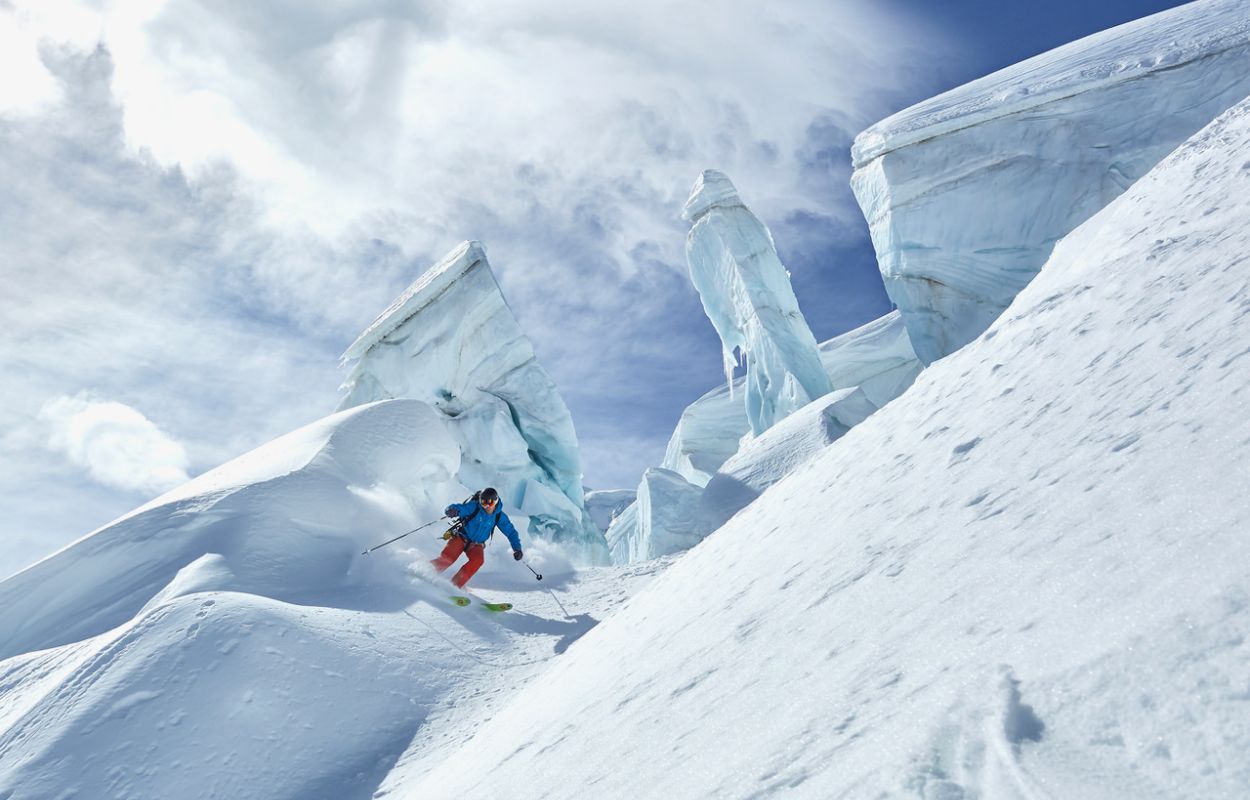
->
<box><xmin>0</xmin><ymin>0</ymin><xmax>1193</xmax><ymax>579</ymax></box>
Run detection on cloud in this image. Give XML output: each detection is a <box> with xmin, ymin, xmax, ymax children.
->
<box><xmin>0</xmin><ymin>1</ymin><xmax>956</xmax><ymax>570</ymax></box>
<box><xmin>39</xmin><ymin>393</ymin><xmax>191</xmax><ymax>494</ymax></box>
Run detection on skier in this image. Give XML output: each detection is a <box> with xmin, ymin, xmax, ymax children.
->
<box><xmin>432</xmin><ymin>487</ymin><xmax>524</xmax><ymax>588</ymax></box>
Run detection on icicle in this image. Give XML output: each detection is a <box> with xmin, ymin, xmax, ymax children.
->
<box><xmin>723</xmin><ymin>346</ymin><xmax>737</xmax><ymax>399</ymax></box>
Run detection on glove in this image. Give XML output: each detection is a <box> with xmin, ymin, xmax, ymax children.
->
<box><xmin>513</xmin><ymin>550</ymin><xmax>523</xmax><ymax>561</ymax></box>
<box><xmin>444</xmin><ymin>507</ymin><xmax>459</xmax><ymax>517</ymax></box>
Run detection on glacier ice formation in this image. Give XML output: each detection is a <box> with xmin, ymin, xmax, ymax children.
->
<box><xmin>583</xmin><ymin>489</ymin><xmax>637</xmax><ymax>534</ymax></box>
<box><xmin>683</xmin><ymin>169</ymin><xmax>833</xmax><ymax>436</ymax></box>
<box><xmin>609</xmin><ymin>311</ymin><xmax>921</xmax><ymax>564</ymax></box>
<box><xmin>339</xmin><ymin>241</ymin><xmax>607</xmax><ymax>563</ymax></box>
<box><xmin>699</xmin><ymin>386</ymin><xmax>878</xmax><ymax>532</ymax></box>
<box><xmin>851</xmin><ymin>0</ymin><xmax>1250</xmax><ymax>365</ymax></box>
<box><xmin>413</xmin><ymin>88</ymin><xmax>1250</xmax><ymax>797</ymax></box>
<box><xmin>620</xmin><ymin>468</ymin><xmax>706</xmax><ymax>563</ymax></box>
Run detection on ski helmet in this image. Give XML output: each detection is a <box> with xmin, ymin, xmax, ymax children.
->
<box><xmin>480</xmin><ymin>487</ymin><xmax>499</xmax><ymax>504</ymax></box>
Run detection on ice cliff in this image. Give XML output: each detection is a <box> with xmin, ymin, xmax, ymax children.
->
<box><xmin>340</xmin><ymin>241</ymin><xmax>607</xmax><ymax>563</ymax></box>
<box><xmin>683</xmin><ymin>170</ymin><xmax>833</xmax><ymax>435</ymax></box>
<box><xmin>851</xmin><ymin>0</ymin><xmax>1250</xmax><ymax>364</ymax></box>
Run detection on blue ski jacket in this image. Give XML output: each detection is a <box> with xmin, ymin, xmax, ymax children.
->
<box><xmin>447</xmin><ymin>499</ymin><xmax>523</xmax><ymax>551</ymax></box>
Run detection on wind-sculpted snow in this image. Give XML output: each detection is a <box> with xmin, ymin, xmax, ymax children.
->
<box><xmin>851</xmin><ymin>0</ymin><xmax>1250</xmax><ymax>364</ymax></box>
<box><xmin>404</xmin><ymin>93</ymin><xmax>1250</xmax><ymax>799</ymax></box>
<box><xmin>0</xmin><ymin>399</ymin><xmax>459</xmax><ymax>660</ymax></box>
<box><xmin>683</xmin><ymin>170</ymin><xmax>832</xmax><ymax>436</ymax></box>
<box><xmin>339</xmin><ymin>241</ymin><xmax>607</xmax><ymax>563</ymax></box>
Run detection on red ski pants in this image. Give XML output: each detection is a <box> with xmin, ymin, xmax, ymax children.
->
<box><xmin>431</xmin><ymin>536</ymin><xmax>485</xmax><ymax>588</ymax></box>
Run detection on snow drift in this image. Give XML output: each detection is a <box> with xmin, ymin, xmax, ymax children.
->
<box><xmin>851</xmin><ymin>0</ymin><xmax>1250</xmax><ymax>365</ymax></box>
<box><xmin>405</xmin><ymin>89</ymin><xmax>1250</xmax><ymax>800</ymax></box>
<box><xmin>0</xmin><ymin>399</ymin><xmax>459</xmax><ymax>660</ymax></box>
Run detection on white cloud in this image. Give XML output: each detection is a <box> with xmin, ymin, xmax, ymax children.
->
<box><xmin>11</xmin><ymin>0</ymin><xmax>944</xmax><ymax>246</ymax></box>
<box><xmin>0</xmin><ymin>5</ymin><xmax>62</xmax><ymax>114</ymax></box>
<box><xmin>39</xmin><ymin>393</ymin><xmax>191</xmax><ymax>494</ymax></box>
<box><xmin>0</xmin><ymin>0</ymin><xmax>954</xmax><ymax>572</ymax></box>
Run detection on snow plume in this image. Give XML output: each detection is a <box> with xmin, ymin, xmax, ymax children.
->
<box><xmin>39</xmin><ymin>394</ymin><xmax>191</xmax><ymax>494</ymax></box>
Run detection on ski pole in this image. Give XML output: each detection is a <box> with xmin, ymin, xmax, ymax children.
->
<box><xmin>361</xmin><ymin>517</ymin><xmax>447</xmax><ymax>555</ymax></box>
<box><xmin>523</xmin><ymin>561</ymin><xmax>543</xmax><ymax>581</ymax></box>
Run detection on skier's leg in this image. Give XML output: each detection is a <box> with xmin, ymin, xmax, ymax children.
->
<box><xmin>431</xmin><ymin>537</ymin><xmax>466</xmax><ymax>573</ymax></box>
<box><xmin>451</xmin><ymin>543</ymin><xmax>485</xmax><ymax>588</ymax></box>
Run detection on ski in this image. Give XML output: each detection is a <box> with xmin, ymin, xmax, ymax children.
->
<box><xmin>450</xmin><ymin>595</ymin><xmax>512</xmax><ymax>612</ymax></box>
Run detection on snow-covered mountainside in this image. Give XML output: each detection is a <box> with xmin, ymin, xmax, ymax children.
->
<box><xmin>339</xmin><ymin>241</ymin><xmax>607</xmax><ymax>562</ymax></box>
<box><xmin>0</xmin><ymin>397</ymin><xmax>667</xmax><ymax>798</ymax></box>
<box><xmin>403</xmin><ymin>92</ymin><xmax>1250</xmax><ymax>799</ymax></box>
<box><xmin>851</xmin><ymin>0</ymin><xmax>1250</xmax><ymax>365</ymax></box>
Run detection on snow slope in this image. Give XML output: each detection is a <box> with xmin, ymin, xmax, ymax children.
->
<box><xmin>851</xmin><ymin>0</ymin><xmax>1250</xmax><ymax>364</ymax></box>
<box><xmin>0</xmin><ymin>397</ymin><xmax>669</xmax><ymax>799</ymax></box>
<box><xmin>402</xmin><ymin>94</ymin><xmax>1250</xmax><ymax>798</ymax></box>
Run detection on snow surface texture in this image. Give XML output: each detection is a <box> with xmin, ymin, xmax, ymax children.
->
<box><xmin>339</xmin><ymin>241</ymin><xmax>607</xmax><ymax>563</ymax></box>
<box><xmin>608</xmin><ymin>311</ymin><xmax>920</xmax><ymax>563</ymax></box>
<box><xmin>405</xmin><ymin>92</ymin><xmax>1250</xmax><ymax>798</ymax></box>
<box><xmin>851</xmin><ymin>0</ymin><xmax>1250</xmax><ymax>365</ymax></box>
<box><xmin>0</xmin><ymin>395</ymin><xmax>670</xmax><ymax>798</ymax></box>
<box><xmin>683</xmin><ymin>169</ymin><xmax>833</xmax><ymax>435</ymax></box>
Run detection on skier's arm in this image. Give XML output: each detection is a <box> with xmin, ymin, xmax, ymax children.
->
<box><xmin>445</xmin><ymin>501</ymin><xmax>476</xmax><ymax>517</ymax></box>
<box><xmin>497</xmin><ymin>512</ymin><xmax>523</xmax><ymax>553</ymax></box>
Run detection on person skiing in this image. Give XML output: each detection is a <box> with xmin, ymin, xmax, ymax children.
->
<box><xmin>432</xmin><ymin>487</ymin><xmax>523</xmax><ymax>588</ymax></box>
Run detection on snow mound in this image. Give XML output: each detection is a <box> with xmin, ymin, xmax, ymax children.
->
<box><xmin>404</xmin><ymin>90</ymin><xmax>1250</xmax><ymax>800</ymax></box>
<box><xmin>851</xmin><ymin>0</ymin><xmax>1250</xmax><ymax>364</ymax></box>
<box><xmin>0</xmin><ymin>399</ymin><xmax>458</xmax><ymax>660</ymax></box>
